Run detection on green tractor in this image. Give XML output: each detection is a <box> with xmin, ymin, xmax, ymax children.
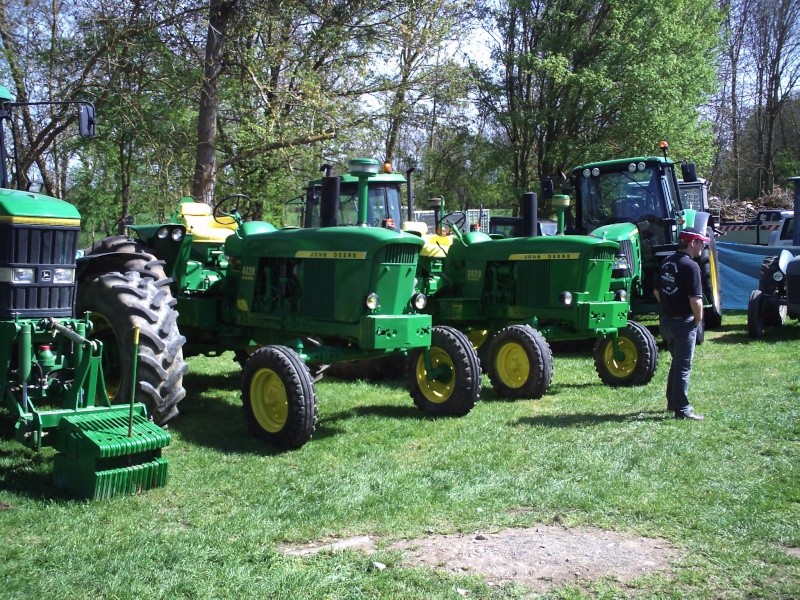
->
<box><xmin>307</xmin><ymin>161</ymin><xmax>658</xmax><ymax>395</ymax></box>
<box><xmin>413</xmin><ymin>193</ymin><xmax>657</xmax><ymax>394</ymax></box>
<box><xmin>570</xmin><ymin>143</ymin><xmax>723</xmax><ymax>330</ymax></box>
<box><xmin>85</xmin><ymin>159</ymin><xmax>481</xmax><ymax>449</ymax></box>
<box><xmin>0</xmin><ymin>86</ymin><xmax>170</xmax><ymax>499</ymax></box>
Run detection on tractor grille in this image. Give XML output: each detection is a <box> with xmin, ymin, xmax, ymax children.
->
<box><xmin>381</xmin><ymin>243</ymin><xmax>418</xmax><ymax>265</ymax></box>
<box><xmin>0</xmin><ymin>224</ymin><xmax>79</xmax><ymax>317</ymax></box>
<box><xmin>591</xmin><ymin>246</ymin><xmax>616</xmax><ymax>262</ymax></box>
<box><xmin>302</xmin><ymin>259</ymin><xmax>335</xmax><ymax>320</ymax></box>
<box><xmin>616</xmin><ymin>239</ymin><xmax>635</xmax><ymax>270</ymax></box>
<box><xmin>516</xmin><ymin>261</ymin><xmax>551</xmax><ymax>306</ymax></box>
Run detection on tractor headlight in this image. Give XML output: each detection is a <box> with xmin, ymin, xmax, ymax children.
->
<box><xmin>53</xmin><ymin>268</ymin><xmax>75</xmax><ymax>283</ymax></box>
<box><xmin>0</xmin><ymin>267</ymin><xmax>34</xmax><ymax>283</ymax></box>
<box><xmin>614</xmin><ymin>289</ymin><xmax>627</xmax><ymax>302</ymax></box>
<box><xmin>612</xmin><ymin>253</ymin><xmax>629</xmax><ymax>272</ymax></box>
<box><xmin>157</xmin><ymin>226</ymin><xmax>169</xmax><ymax>239</ymax></box>
<box><xmin>365</xmin><ymin>292</ymin><xmax>380</xmax><ymax>310</ymax></box>
<box><xmin>773</xmin><ymin>271</ymin><xmax>784</xmax><ymax>282</ymax></box>
<box><xmin>412</xmin><ymin>292</ymin><xmax>427</xmax><ymax>310</ymax></box>
<box><xmin>591</xmin><ymin>167</ymin><xmax>600</xmax><ymax>176</ymax></box>
<box><xmin>13</xmin><ymin>268</ymin><xmax>35</xmax><ymax>283</ymax></box>
<box><xmin>559</xmin><ymin>291</ymin><xmax>573</xmax><ymax>306</ymax></box>
<box><xmin>171</xmin><ymin>227</ymin><xmax>184</xmax><ymax>241</ymax></box>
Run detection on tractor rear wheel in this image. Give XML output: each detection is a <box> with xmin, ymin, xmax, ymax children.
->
<box><xmin>86</xmin><ymin>235</ymin><xmax>168</xmax><ymax>281</ymax></box>
<box><xmin>700</xmin><ymin>234</ymin><xmax>723</xmax><ymax>329</ymax></box>
<box><xmin>241</xmin><ymin>345</ymin><xmax>318</xmax><ymax>449</ymax></box>
<box><xmin>485</xmin><ymin>324</ymin><xmax>552</xmax><ymax>399</ymax></box>
<box><xmin>407</xmin><ymin>325</ymin><xmax>481</xmax><ymax>416</ymax></box>
<box><xmin>593</xmin><ymin>320</ymin><xmax>657</xmax><ymax>387</ymax></box>
<box><xmin>747</xmin><ymin>290</ymin><xmax>764</xmax><ymax>338</ymax></box>
<box><xmin>76</xmin><ymin>270</ymin><xmax>187</xmax><ymax>424</ymax></box>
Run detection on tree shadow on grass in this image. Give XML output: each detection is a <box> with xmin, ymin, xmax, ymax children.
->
<box><xmin>710</xmin><ymin>326</ymin><xmax>799</xmax><ymax>345</ymax></box>
<box><xmin>515</xmin><ymin>410</ymin><xmax>668</xmax><ymax>429</ymax></box>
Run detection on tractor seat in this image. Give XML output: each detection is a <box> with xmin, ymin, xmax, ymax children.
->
<box><xmin>420</xmin><ymin>233</ymin><xmax>452</xmax><ymax>258</ymax></box>
<box><xmin>179</xmin><ymin>202</ymin><xmax>237</xmax><ymax>243</ymax></box>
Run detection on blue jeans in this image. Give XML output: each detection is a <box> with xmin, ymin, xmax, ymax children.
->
<box><xmin>660</xmin><ymin>316</ymin><xmax>698</xmax><ymax>414</ymax></box>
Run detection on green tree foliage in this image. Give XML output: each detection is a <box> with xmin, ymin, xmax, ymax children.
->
<box><xmin>475</xmin><ymin>0</ymin><xmax>719</xmax><ymax>209</ymax></box>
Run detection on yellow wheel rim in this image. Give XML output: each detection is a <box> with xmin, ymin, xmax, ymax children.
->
<box><xmin>495</xmin><ymin>341</ymin><xmax>530</xmax><ymax>389</ymax></box>
<box><xmin>467</xmin><ymin>329</ymin><xmax>491</xmax><ymax>352</ymax></box>
<box><xmin>603</xmin><ymin>336</ymin><xmax>638</xmax><ymax>378</ymax></box>
<box><xmin>415</xmin><ymin>347</ymin><xmax>455</xmax><ymax>404</ymax></box>
<box><xmin>89</xmin><ymin>312</ymin><xmax>122</xmax><ymax>400</ymax></box>
<box><xmin>250</xmin><ymin>368</ymin><xmax>289</xmax><ymax>433</ymax></box>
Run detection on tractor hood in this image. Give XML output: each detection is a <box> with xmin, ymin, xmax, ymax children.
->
<box><xmin>448</xmin><ymin>232</ymin><xmax>619</xmax><ymax>262</ymax></box>
<box><xmin>0</xmin><ymin>188</ymin><xmax>81</xmax><ymax>225</ymax></box>
<box><xmin>234</xmin><ymin>225</ymin><xmax>424</xmax><ymax>260</ymax></box>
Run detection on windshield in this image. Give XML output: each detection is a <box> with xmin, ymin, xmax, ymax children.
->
<box><xmin>338</xmin><ymin>183</ymin><xmax>404</xmax><ymax>227</ymax></box>
<box><xmin>578</xmin><ymin>165</ymin><xmax>676</xmax><ymax>227</ymax></box>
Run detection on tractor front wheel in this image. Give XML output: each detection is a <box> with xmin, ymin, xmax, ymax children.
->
<box><xmin>76</xmin><ymin>270</ymin><xmax>187</xmax><ymax>424</ymax></box>
<box><xmin>485</xmin><ymin>325</ymin><xmax>553</xmax><ymax>399</ymax></box>
<box><xmin>407</xmin><ymin>326</ymin><xmax>481</xmax><ymax>416</ymax></box>
<box><xmin>593</xmin><ymin>320</ymin><xmax>657</xmax><ymax>387</ymax></box>
<box><xmin>241</xmin><ymin>346</ymin><xmax>318</xmax><ymax>449</ymax></box>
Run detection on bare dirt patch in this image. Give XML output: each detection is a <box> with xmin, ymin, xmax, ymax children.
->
<box><xmin>281</xmin><ymin>525</ymin><xmax>677</xmax><ymax>593</ymax></box>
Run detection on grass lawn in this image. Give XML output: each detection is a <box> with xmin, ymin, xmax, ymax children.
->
<box><xmin>1</xmin><ymin>313</ymin><xmax>798</xmax><ymax>598</ymax></box>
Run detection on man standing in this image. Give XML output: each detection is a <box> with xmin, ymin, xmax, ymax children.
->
<box><xmin>654</xmin><ymin>227</ymin><xmax>708</xmax><ymax>421</ymax></box>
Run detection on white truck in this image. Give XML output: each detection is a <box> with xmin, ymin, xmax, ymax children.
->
<box><xmin>716</xmin><ymin>210</ymin><xmax>794</xmax><ymax>246</ymax></box>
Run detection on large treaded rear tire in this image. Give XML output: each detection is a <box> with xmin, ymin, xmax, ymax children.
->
<box><xmin>86</xmin><ymin>235</ymin><xmax>169</xmax><ymax>281</ymax></box>
<box><xmin>76</xmin><ymin>270</ymin><xmax>187</xmax><ymax>424</ymax></box>
<box><xmin>700</xmin><ymin>234</ymin><xmax>723</xmax><ymax>329</ymax></box>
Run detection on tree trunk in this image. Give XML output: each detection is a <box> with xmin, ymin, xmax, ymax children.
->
<box><xmin>191</xmin><ymin>0</ymin><xmax>239</xmax><ymax>205</ymax></box>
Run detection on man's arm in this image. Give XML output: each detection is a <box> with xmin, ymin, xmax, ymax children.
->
<box><xmin>689</xmin><ymin>296</ymin><xmax>703</xmax><ymax>324</ymax></box>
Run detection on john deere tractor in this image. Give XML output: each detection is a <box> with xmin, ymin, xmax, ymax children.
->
<box><xmin>0</xmin><ymin>86</ymin><xmax>171</xmax><ymax>499</ymax></box>
<box><xmin>412</xmin><ymin>193</ymin><xmax>657</xmax><ymax>395</ymax></box>
<box><xmin>570</xmin><ymin>143</ymin><xmax>723</xmax><ymax>330</ymax></box>
<box><xmin>85</xmin><ymin>159</ymin><xmax>481</xmax><ymax>449</ymax></box>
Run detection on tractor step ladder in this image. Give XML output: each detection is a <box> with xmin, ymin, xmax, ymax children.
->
<box><xmin>52</xmin><ymin>405</ymin><xmax>171</xmax><ymax>500</ymax></box>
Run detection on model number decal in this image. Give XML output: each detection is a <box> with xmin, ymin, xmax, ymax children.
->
<box><xmin>241</xmin><ymin>266</ymin><xmax>256</xmax><ymax>280</ymax></box>
<box><xmin>507</xmin><ymin>252</ymin><xmax>580</xmax><ymax>261</ymax></box>
<box><xmin>294</xmin><ymin>250</ymin><xmax>367</xmax><ymax>259</ymax></box>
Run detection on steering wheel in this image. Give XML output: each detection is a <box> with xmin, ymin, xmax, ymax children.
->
<box><xmin>440</xmin><ymin>211</ymin><xmax>467</xmax><ymax>234</ymax></box>
<box><xmin>213</xmin><ymin>194</ymin><xmax>255</xmax><ymax>224</ymax></box>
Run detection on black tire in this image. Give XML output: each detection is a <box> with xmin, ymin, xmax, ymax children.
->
<box><xmin>86</xmin><ymin>235</ymin><xmax>169</xmax><ymax>281</ymax></box>
<box><xmin>407</xmin><ymin>325</ymin><xmax>481</xmax><ymax>416</ymax></box>
<box><xmin>747</xmin><ymin>290</ymin><xmax>764</xmax><ymax>338</ymax></box>
<box><xmin>700</xmin><ymin>233</ymin><xmax>723</xmax><ymax>329</ymax></box>
<box><xmin>762</xmin><ymin>296</ymin><xmax>787</xmax><ymax>327</ymax></box>
<box><xmin>593</xmin><ymin>320</ymin><xmax>658</xmax><ymax>387</ymax></box>
<box><xmin>485</xmin><ymin>324</ymin><xmax>553</xmax><ymax>399</ymax></box>
<box><xmin>76</xmin><ymin>270</ymin><xmax>187</xmax><ymax>424</ymax></box>
<box><xmin>241</xmin><ymin>345</ymin><xmax>318</xmax><ymax>449</ymax></box>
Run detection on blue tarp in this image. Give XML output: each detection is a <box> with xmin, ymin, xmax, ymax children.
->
<box><xmin>716</xmin><ymin>241</ymin><xmax>800</xmax><ymax>309</ymax></box>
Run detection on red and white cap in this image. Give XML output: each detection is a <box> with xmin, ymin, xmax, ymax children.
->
<box><xmin>679</xmin><ymin>227</ymin><xmax>710</xmax><ymax>243</ymax></box>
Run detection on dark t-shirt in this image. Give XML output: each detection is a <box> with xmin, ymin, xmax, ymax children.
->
<box><xmin>657</xmin><ymin>251</ymin><xmax>702</xmax><ymax>318</ymax></box>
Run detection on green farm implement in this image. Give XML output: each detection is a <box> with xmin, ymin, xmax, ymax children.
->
<box><xmin>0</xmin><ymin>87</ymin><xmax>170</xmax><ymax>498</ymax></box>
